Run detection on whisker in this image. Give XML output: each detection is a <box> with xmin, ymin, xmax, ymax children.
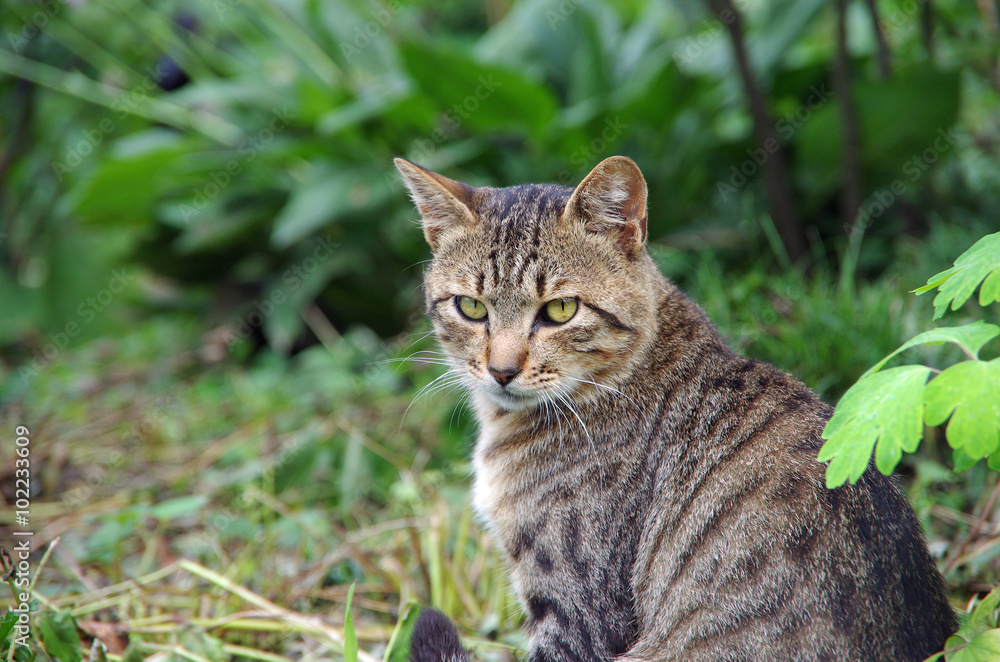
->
<box><xmin>565</xmin><ymin>375</ymin><xmax>638</xmax><ymax>408</ymax></box>
<box><xmin>399</xmin><ymin>370</ymin><xmax>466</xmax><ymax>429</ymax></box>
<box><xmin>553</xmin><ymin>390</ymin><xmax>604</xmax><ymax>494</ymax></box>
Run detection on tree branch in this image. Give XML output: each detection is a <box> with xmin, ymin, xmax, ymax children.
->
<box><xmin>834</xmin><ymin>0</ymin><xmax>862</xmax><ymax>240</ymax></box>
<box><xmin>705</xmin><ymin>0</ymin><xmax>807</xmax><ymax>264</ymax></box>
<box><xmin>864</xmin><ymin>0</ymin><xmax>892</xmax><ymax>78</ymax></box>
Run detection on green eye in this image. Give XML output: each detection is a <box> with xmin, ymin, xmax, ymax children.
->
<box><xmin>544</xmin><ymin>298</ymin><xmax>578</xmax><ymax>324</ymax></box>
<box><xmin>457</xmin><ymin>296</ymin><xmax>487</xmax><ymax>320</ymax></box>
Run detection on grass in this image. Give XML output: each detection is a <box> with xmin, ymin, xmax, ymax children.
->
<box><xmin>2</xmin><ymin>227</ymin><xmax>999</xmax><ymax>660</ymax></box>
<box><xmin>1</xmin><ymin>315</ymin><xmax>522</xmax><ymax>661</ymax></box>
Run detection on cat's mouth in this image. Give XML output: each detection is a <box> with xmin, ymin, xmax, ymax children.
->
<box><xmin>482</xmin><ymin>386</ymin><xmax>540</xmax><ymax>412</ymax></box>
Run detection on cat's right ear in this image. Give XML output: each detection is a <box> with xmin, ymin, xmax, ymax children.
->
<box><xmin>394</xmin><ymin>158</ymin><xmax>477</xmax><ymax>251</ymax></box>
<box><xmin>562</xmin><ymin>156</ymin><xmax>648</xmax><ymax>258</ymax></box>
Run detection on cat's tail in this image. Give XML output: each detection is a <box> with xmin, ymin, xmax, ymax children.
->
<box><xmin>409</xmin><ymin>608</ymin><xmax>469</xmax><ymax>662</ymax></box>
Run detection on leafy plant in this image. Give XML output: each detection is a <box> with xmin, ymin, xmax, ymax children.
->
<box><xmin>1</xmin><ymin>0</ymin><xmax>991</xmax><ymax>355</ymax></box>
<box><xmin>819</xmin><ymin>232</ymin><xmax>1000</xmax><ymax>487</ymax></box>
<box><xmin>926</xmin><ymin>584</ymin><xmax>1000</xmax><ymax>662</ymax></box>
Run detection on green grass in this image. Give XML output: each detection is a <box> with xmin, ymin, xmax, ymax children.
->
<box><xmin>2</xmin><ymin>232</ymin><xmax>999</xmax><ymax>659</ymax></box>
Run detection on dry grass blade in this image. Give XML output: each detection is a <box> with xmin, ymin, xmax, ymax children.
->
<box><xmin>177</xmin><ymin>560</ymin><xmax>381</xmax><ymax>662</ymax></box>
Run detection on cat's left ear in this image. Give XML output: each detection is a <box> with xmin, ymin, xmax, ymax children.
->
<box><xmin>562</xmin><ymin>156</ymin><xmax>648</xmax><ymax>258</ymax></box>
<box><xmin>394</xmin><ymin>158</ymin><xmax>477</xmax><ymax>251</ymax></box>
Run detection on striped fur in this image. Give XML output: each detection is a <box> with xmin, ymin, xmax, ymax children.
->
<box><xmin>396</xmin><ymin>156</ymin><xmax>956</xmax><ymax>661</ymax></box>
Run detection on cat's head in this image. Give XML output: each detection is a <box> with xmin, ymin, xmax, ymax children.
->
<box><xmin>396</xmin><ymin>156</ymin><xmax>662</xmax><ymax>413</ymax></box>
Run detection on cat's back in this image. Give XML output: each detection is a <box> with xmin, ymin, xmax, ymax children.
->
<box><xmin>628</xmin><ymin>300</ymin><xmax>955</xmax><ymax>660</ymax></box>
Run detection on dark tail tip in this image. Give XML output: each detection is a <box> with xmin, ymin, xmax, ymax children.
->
<box><xmin>409</xmin><ymin>608</ymin><xmax>469</xmax><ymax>662</ymax></box>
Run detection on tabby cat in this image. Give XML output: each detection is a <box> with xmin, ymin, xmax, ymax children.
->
<box><xmin>395</xmin><ymin>155</ymin><xmax>956</xmax><ymax>662</ymax></box>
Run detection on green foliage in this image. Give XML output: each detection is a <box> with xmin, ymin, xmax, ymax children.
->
<box><xmin>386</xmin><ymin>602</ymin><xmax>423</xmax><ymax>662</ymax></box>
<box><xmin>1</xmin><ymin>0</ymin><xmax>997</xmax><ymax>352</ymax></box>
<box><xmin>925</xmin><ymin>359</ymin><xmax>1000</xmax><ymax>460</ymax></box>
<box><xmin>820</xmin><ymin>232</ymin><xmax>1000</xmax><ymax>486</ymax></box>
<box><xmin>818</xmin><ymin>365</ymin><xmax>931</xmax><ymax>488</ymax></box>
<box><xmin>345</xmin><ymin>583</ymin><xmax>358</xmax><ymax>662</ymax></box>
<box><xmin>916</xmin><ymin>233</ymin><xmax>1000</xmax><ymax>319</ymax></box>
<box><xmin>3</xmin><ymin>1</ymin><xmax>1000</xmax><ymax>659</ymax></box>
<box><xmin>926</xmin><ymin>584</ymin><xmax>1000</xmax><ymax>662</ymax></box>
<box><xmin>36</xmin><ymin>610</ymin><xmax>82</xmax><ymax>662</ymax></box>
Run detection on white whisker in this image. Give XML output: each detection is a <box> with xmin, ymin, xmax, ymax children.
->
<box><xmin>553</xmin><ymin>389</ymin><xmax>604</xmax><ymax>494</ymax></box>
<box><xmin>565</xmin><ymin>375</ymin><xmax>638</xmax><ymax>408</ymax></box>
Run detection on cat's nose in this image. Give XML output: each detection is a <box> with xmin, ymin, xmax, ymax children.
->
<box><xmin>488</xmin><ymin>366</ymin><xmax>521</xmax><ymax>387</ymax></box>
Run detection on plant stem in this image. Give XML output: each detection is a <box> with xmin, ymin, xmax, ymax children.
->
<box><xmin>943</xmin><ymin>474</ymin><xmax>1000</xmax><ymax>574</ymax></box>
<box><xmin>834</xmin><ymin>0</ymin><xmax>863</xmax><ymax>293</ymax></box>
<box><xmin>705</xmin><ymin>0</ymin><xmax>807</xmax><ymax>264</ymax></box>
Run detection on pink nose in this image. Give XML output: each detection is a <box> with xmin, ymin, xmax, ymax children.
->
<box><xmin>488</xmin><ymin>366</ymin><xmax>520</xmax><ymax>386</ymax></box>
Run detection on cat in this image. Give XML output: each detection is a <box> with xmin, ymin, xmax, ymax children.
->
<box><xmin>395</xmin><ymin>155</ymin><xmax>956</xmax><ymax>662</ymax></box>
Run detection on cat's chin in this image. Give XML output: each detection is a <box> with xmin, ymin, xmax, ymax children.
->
<box><xmin>480</xmin><ymin>389</ymin><xmax>540</xmax><ymax>412</ymax></box>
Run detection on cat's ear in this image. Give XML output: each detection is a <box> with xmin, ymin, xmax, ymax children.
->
<box><xmin>563</xmin><ymin>156</ymin><xmax>648</xmax><ymax>258</ymax></box>
<box><xmin>394</xmin><ymin>158</ymin><xmax>477</xmax><ymax>251</ymax></box>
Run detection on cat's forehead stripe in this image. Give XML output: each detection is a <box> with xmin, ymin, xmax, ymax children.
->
<box><xmin>481</xmin><ymin>184</ymin><xmax>570</xmax><ymax>289</ymax></box>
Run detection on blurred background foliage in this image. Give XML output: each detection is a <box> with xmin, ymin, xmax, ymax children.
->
<box><xmin>1</xmin><ymin>0</ymin><xmax>1000</xmax><ymax>658</ymax></box>
<box><xmin>1</xmin><ymin>0</ymin><xmax>997</xmax><ymax>364</ymax></box>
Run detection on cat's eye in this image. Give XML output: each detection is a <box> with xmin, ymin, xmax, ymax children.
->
<box><xmin>543</xmin><ymin>298</ymin><xmax>578</xmax><ymax>324</ymax></box>
<box><xmin>457</xmin><ymin>296</ymin><xmax>487</xmax><ymax>320</ymax></box>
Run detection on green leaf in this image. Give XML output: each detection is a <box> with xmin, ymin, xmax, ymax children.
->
<box><xmin>0</xmin><ymin>609</ymin><xmax>17</xmax><ymax>641</ymax></box>
<box><xmin>149</xmin><ymin>495</ymin><xmax>209</xmax><ymax>521</ymax></box>
<box><xmin>954</xmin><ymin>448</ymin><xmax>979</xmax><ymax>473</ymax></box>
<box><xmin>399</xmin><ymin>41</ymin><xmax>557</xmax><ymax>140</ymax></box>
<box><xmin>37</xmin><ymin>610</ymin><xmax>82</xmax><ymax>662</ymax></box>
<box><xmin>968</xmin><ymin>584</ymin><xmax>1000</xmax><ymax>626</ymax></box>
<box><xmin>914</xmin><ymin>232</ymin><xmax>1000</xmax><ymax>319</ymax></box>
<box><xmin>819</xmin><ymin>365</ymin><xmax>932</xmax><ymax>487</ymax></box>
<box><xmin>270</xmin><ymin>164</ymin><xmax>390</xmax><ymax>249</ymax></box>
<box><xmin>949</xmin><ymin>629</ymin><xmax>1000</xmax><ymax>662</ymax></box>
<box><xmin>797</xmin><ymin>67</ymin><xmax>960</xmax><ymax>208</ymax></box>
<box><xmin>862</xmin><ymin>321</ymin><xmax>1000</xmax><ymax>378</ymax></box>
<box><xmin>384</xmin><ymin>601</ymin><xmax>423</xmax><ymax>662</ymax></box>
<box><xmin>70</xmin><ymin>131</ymin><xmax>201</xmax><ymax>226</ymax></box>
<box><xmin>344</xmin><ymin>582</ymin><xmax>358</xmax><ymax>662</ymax></box>
<box><xmin>924</xmin><ymin>358</ymin><xmax>1000</xmax><ymax>460</ymax></box>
